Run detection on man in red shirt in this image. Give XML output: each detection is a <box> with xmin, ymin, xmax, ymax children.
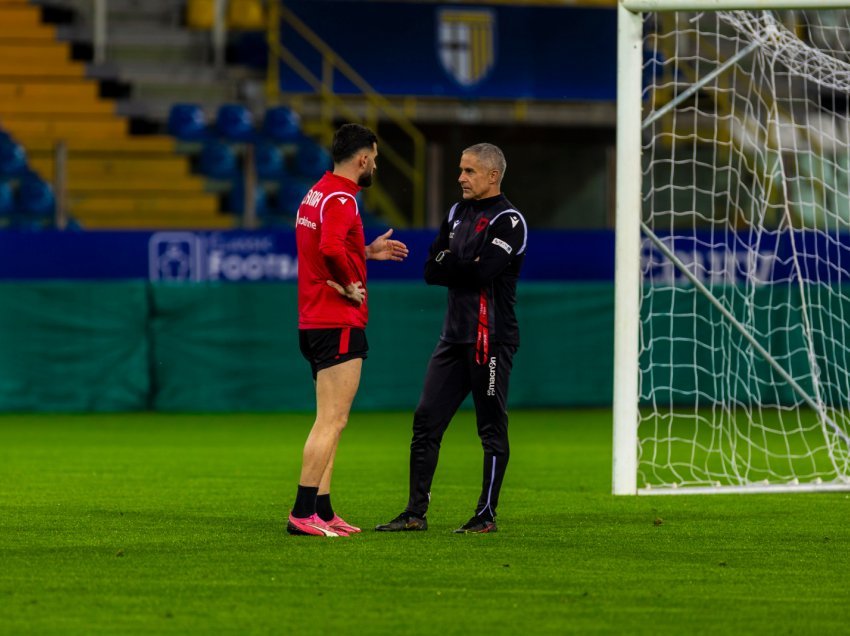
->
<box><xmin>287</xmin><ymin>123</ymin><xmax>408</xmax><ymax>538</ymax></box>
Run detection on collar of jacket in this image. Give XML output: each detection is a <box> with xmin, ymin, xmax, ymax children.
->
<box><xmin>467</xmin><ymin>193</ymin><xmax>505</xmax><ymax>212</ymax></box>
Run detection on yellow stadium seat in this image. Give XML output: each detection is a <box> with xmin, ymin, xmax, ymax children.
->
<box><xmin>227</xmin><ymin>0</ymin><xmax>264</xmax><ymax>30</ymax></box>
<box><xmin>186</xmin><ymin>0</ymin><xmax>215</xmax><ymax>29</ymax></box>
<box><xmin>187</xmin><ymin>0</ymin><xmax>265</xmax><ymax>32</ymax></box>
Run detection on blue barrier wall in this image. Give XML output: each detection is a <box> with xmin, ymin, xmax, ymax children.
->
<box><xmin>276</xmin><ymin>1</ymin><xmax>617</xmax><ymax>100</ymax></box>
<box><xmin>0</xmin><ymin>229</ymin><xmax>616</xmax><ymax>282</ymax></box>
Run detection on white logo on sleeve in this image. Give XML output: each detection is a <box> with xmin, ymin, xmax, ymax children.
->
<box><xmin>296</xmin><ymin>213</ymin><xmax>317</xmax><ymax>230</ymax></box>
<box><xmin>453</xmin><ymin>219</ymin><xmax>462</xmax><ymax>229</ymax></box>
<box><xmin>337</xmin><ymin>196</ymin><xmax>349</xmax><ymax>206</ymax></box>
<box><xmin>510</xmin><ymin>216</ymin><xmax>519</xmax><ymax>228</ymax></box>
<box><xmin>492</xmin><ymin>238</ymin><xmax>512</xmax><ymax>254</ymax></box>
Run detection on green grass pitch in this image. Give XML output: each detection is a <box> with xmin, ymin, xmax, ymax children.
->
<box><xmin>1</xmin><ymin>409</ymin><xmax>849</xmax><ymax>635</ymax></box>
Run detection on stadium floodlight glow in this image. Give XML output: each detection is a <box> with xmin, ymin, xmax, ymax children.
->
<box><xmin>613</xmin><ymin>1</ymin><xmax>850</xmax><ymax>494</ymax></box>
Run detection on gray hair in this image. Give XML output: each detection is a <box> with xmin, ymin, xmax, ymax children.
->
<box><xmin>463</xmin><ymin>143</ymin><xmax>506</xmax><ymax>182</ymax></box>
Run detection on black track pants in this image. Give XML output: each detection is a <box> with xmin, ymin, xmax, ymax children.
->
<box><xmin>406</xmin><ymin>340</ymin><xmax>516</xmax><ymax>518</ymax></box>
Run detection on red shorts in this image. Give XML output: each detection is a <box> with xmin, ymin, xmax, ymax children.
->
<box><xmin>298</xmin><ymin>328</ymin><xmax>368</xmax><ymax>379</ymax></box>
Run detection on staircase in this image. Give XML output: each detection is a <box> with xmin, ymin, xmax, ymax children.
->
<box><xmin>49</xmin><ymin>0</ymin><xmax>262</xmax><ymax>121</ymax></box>
<box><xmin>0</xmin><ymin>0</ymin><xmax>231</xmax><ymax>229</ymax></box>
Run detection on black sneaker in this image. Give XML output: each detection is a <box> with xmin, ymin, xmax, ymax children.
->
<box><xmin>374</xmin><ymin>511</ymin><xmax>428</xmax><ymax>532</ymax></box>
<box><xmin>454</xmin><ymin>515</ymin><xmax>497</xmax><ymax>534</ymax></box>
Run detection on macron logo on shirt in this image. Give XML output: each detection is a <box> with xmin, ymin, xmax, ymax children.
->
<box><xmin>337</xmin><ymin>196</ymin><xmax>349</xmax><ymax>206</ymax></box>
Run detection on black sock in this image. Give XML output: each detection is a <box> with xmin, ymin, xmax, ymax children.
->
<box><xmin>292</xmin><ymin>485</ymin><xmax>318</xmax><ymax>518</ymax></box>
<box><xmin>316</xmin><ymin>494</ymin><xmax>334</xmax><ymax>522</ymax></box>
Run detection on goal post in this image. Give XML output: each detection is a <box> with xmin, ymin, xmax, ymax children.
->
<box><xmin>613</xmin><ymin>0</ymin><xmax>850</xmax><ymax>494</ymax></box>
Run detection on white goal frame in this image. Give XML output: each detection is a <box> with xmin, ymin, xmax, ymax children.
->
<box><xmin>613</xmin><ymin>0</ymin><xmax>850</xmax><ymax>495</ymax></box>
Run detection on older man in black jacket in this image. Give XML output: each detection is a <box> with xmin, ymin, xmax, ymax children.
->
<box><xmin>376</xmin><ymin>142</ymin><xmax>527</xmax><ymax>534</ymax></box>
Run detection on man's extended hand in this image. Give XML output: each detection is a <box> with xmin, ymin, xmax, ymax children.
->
<box><xmin>327</xmin><ymin>280</ymin><xmax>366</xmax><ymax>306</ymax></box>
<box><xmin>366</xmin><ymin>229</ymin><xmax>409</xmax><ymax>262</ymax></box>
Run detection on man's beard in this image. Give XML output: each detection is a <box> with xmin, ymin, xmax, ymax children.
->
<box><xmin>357</xmin><ymin>170</ymin><xmax>374</xmax><ymax>188</ymax></box>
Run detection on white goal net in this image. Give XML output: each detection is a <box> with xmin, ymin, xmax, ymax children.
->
<box><xmin>635</xmin><ymin>7</ymin><xmax>850</xmax><ymax>493</ymax></box>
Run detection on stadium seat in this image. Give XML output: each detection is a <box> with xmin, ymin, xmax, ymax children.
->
<box><xmin>255</xmin><ymin>141</ymin><xmax>284</xmax><ymax>180</ymax></box>
<box><xmin>228</xmin><ymin>179</ymin><xmax>268</xmax><ymax>216</ymax></box>
<box><xmin>227</xmin><ymin>0</ymin><xmax>265</xmax><ymax>30</ymax></box>
<box><xmin>214</xmin><ymin>104</ymin><xmax>254</xmax><ymax>142</ymax></box>
<box><xmin>294</xmin><ymin>138</ymin><xmax>331</xmax><ymax>180</ymax></box>
<box><xmin>16</xmin><ymin>175</ymin><xmax>54</xmax><ymax>217</ymax></box>
<box><xmin>262</xmin><ymin>106</ymin><xmax>301</xmax><ymax>143</ymax></box>
<box><xmin>277</xmin><ymin>178</ymin><xmax>311</xmax><ymax>216</ymax></box>
<box><xmin>167</xmin><ymin>103</ymin><xmax>208</xmax><ymax>141</ymax></box>
<box><xmin>0</xmin><ymin>181</ymin><xmax>15</xmax><ymax>219</ymax></box>
<box><xmin>0</xmin><ymin>139</ymin><xmax>27</xmax><ymax>178</ymax></box>
<box><xmin>199</xmin><ymin>140</ymin><xmax>239</xmax><ymax>179</ymax></box>
<box><xmin>186</xmin><ymin>0</ymin><xmax>215</xmax><ymax>29</ymax></box>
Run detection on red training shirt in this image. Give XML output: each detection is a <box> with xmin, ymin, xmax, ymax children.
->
<box><xmin>296</xmin><ymin>171</ymin><xmax>368</xmax><ymax>329</ymax></box>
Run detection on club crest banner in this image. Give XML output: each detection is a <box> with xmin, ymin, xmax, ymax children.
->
<box><xmin>437</xmin><ymin>8</ymin><xmax>496</xmax><ymax>87</ymax></box>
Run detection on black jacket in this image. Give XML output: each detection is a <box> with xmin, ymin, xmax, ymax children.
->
<box><xmin>424</xmin><ymin>193</ymin><xmax>527</xmax><ymax>346</ymax></box>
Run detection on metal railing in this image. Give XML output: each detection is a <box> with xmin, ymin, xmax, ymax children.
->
<box><xmin>265</xmin><ymin>1</ymin><xmax>426</xmax><ymax>227</ymax></box>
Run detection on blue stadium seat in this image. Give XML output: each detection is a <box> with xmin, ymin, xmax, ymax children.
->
<box><xmin>262</xmin><ymin>106</ymin><xmax>301</xmax><ymax>143</ymax></box>
<box><xmin>255</xmin><ymin>141</ymin><xmax>285</xmax><ymax>180</ymax></box>
<box><xmin>277</xmin><ymin>178</ymin><xmax>311</xmax><ymax>216</ymax></box>
<box><xmin>167</xmin><ymin>103</ymin><xmax>208</xmax><ymax>141</ymax></box>
<box><xmin>214</xmin><ymin>104</ymin><xmax>255</xmax><ymax>142</ymax></box>
<box><xmin>199</xmin><ymin>140</ymin><xmax>239</xmax><ymax>179</ymax></box>
<box><xmin>0</xmin><ymin>139</ymin><xmax>27</xmax><ymax>179</ymax></box>
<box><xmin>0</xmin><ymin>181</ymin><xmax>15</xmax><ymax>220</ymax></box>
<box><xmin>228</xmin><ymin>179</ymin><xmax>268</xmax><ymax>216</ymax></box>
<box><xmin>294</xmin><ymin>138</ymin><xmax>331</xmax><ymax>180</ymax></box>
<box><xmin>16</xmin><ymin>175</ymin><xmax>55</xmax><ymax>217</ymax></box>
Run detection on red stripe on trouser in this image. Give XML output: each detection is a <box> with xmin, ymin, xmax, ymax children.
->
<box><xmin>339</xmin><ymin>328</ymin><xmax>351</xmax><ymax>355</ymax></box>
<box><xmin>475</xmin><ymin>290</ymin><xmax>489</xmax><ymax>365</ymax></box>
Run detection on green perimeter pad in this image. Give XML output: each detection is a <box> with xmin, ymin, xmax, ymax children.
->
<box><xmin>0</xmin><ymin>282</ymin><xmax>150</xmax><ymax>411</ymax></box>
<box><xmin>149</xmin><ymin>281</ymin><xmax>615</xmax><ymax>411</ymax></box>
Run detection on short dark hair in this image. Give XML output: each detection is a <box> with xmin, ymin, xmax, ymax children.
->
<box><xmin>331</xmin><ymin>123</ymin><xmax>378</xmax><ymax>164</ymax></box>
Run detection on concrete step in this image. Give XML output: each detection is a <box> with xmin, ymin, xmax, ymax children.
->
<box><xmin>0</xmin><ymin>98</ymin><xmax>114</xmax><ymax>115</ymax></box>
<box><xmin>127</xmin><ymin>79</ymin><xmax>240</xmax><ymax>104</ymax></box>
<box><xmin>0</xmin><ymin>24</ymin><xmax>56</xmax><ymax>40</ymax></box>
<box><xmin>74</xmin><ymin>213</ymin><xmax>235</xmax><ymax>230</ymax></box>
<box><xmin>34</xmin><ymin>0</ymin><xmax>184</xmax><ymax>26</ymax></box>
<box><xmin>21</xmin><ymin>135</ymin><xmax>176</xmax><ymax>153</ymax></box>
<box><xmin>0</xmin><ymin>80</ymin><xmax>98</xmax><ymax>101</ymax></box>
<box><xmin>103</xmin><ymin>28</ymin><xmax>210</xmax><ymax>48</ymax></box>
<box><xmin>100</xmin><ymin>61</ymin><xmax>255</xmax><ymax>84</ymax></box>
<box><xmin>0</xmin><ymin>42</ymin><xmax>70</xmax><ymax>64</ymax></box>
<box><xmin>1</xmin><ymin>114</ymin><xmax>127</xmax><ymax>139</ymax></box>
<box><xmin>0</xmin><ymin>60</ymin><xmax>84</xmax><ymax>78</ymax></box>
<box><xmin>72</xmin><ymin>193</ymin><xmax>219</xmax><ymax>214</ymax></box>
<box><xmin>0</xmin><ymin>5</ymin><xmax>41</xmax><ymax>28</ymax></box>
<box><xmin>105</xmin><ymin>43</ymin><xmax>210</xmax><ymax>65</ymax></box>
<box><xmin>66</xmin><ymin>175</ymin><xmax>207</xmax><ymax>193</ymax></box>
<box><xmin>29</xmin><ymin>156</ymin><xmax>190</xmax><ymax>178</ymax></box>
